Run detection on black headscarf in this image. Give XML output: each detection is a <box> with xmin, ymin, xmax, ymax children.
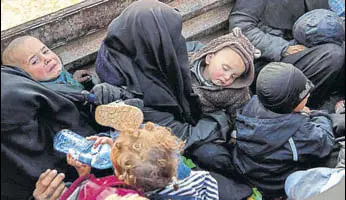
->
<box><xmin>96</xmin><ymin>0</ymin><xmax>201</xmax><ymax>122</ymax></box>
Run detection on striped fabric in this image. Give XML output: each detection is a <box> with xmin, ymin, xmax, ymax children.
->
<box><xmin>152</xmin><ymin>171</ymin><xmax>219</xmax><ymax>200</ymax></box>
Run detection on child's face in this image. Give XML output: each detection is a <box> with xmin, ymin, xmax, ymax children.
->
<box><xmin>14</xmin><ymin>37</ymin><xmax>62</xmax><ymax>81</ymax></box>
<box><xmin>203</xmin><ymin>47</ymin><xmax>245</xmax><ymax>87</ymax></box>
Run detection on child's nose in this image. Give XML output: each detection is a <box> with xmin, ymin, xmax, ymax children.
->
<box><xmin>43</xmin><ymin>56</ymin><xmax>52</xmax><ymax>65</ymax></box>
<box><xmin>225</xmin><ymin>72</ymin><xmax>233</xmax><ymax>81</ymax></box>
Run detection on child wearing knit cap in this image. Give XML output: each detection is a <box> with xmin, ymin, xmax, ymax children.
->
<box><xmin>190</xmin><ymin>27</ymin><xmax>261</xmax><ymax>120</ymax></box>
<box><xmin>231</xmin><ymin>62</ymin><xmax>336</xmax><ymax>198</ymax></box>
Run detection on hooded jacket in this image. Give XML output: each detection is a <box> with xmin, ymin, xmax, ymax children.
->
<box><xmin>232</xmin><ymin>95</ymin><xmax>334</xmax><ymax>196</ymax></box>
<box><xmin>229</xmin><ymin>0</ymin><xmax>329</xmax><ymax>61</ymax></box>
<box><xmin>189</xmin><ymin>28</ymin><xmax>257</xmax><ymax>119</ymax></box>
<box><xmin>96</xmin><ymin>0</ymin><xmax>231</xmax><ymax>150</ymax></box>
<box><xmin>1</xmin><ymin>66</ymin><xmax>100</xmax><ymax>200</ymax></box>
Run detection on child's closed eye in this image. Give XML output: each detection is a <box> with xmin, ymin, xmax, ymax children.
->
<box><xmin>30</xmin><ymin>56</ymin><xmax>39</xmax><ymax>65</ymax></box>
<box><xmin>222</xmin><ymin>64</ymin><xmax>230</xmax><ymax>71</ymax></box>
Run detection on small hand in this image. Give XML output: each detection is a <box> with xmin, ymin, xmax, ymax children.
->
<box><xmin>86</xmin><ymin>136</ymin><xmax>113</xmax><ymax>148</ymax></box>
<box><xmin>73</xmin><ymin>70</ymin><xmax>92</xmax><ymax>83</ymax></box>
<box><xmin>66</xmin><ymin>153</ymin><xmax>91</xmax><ymax>177</ymax></box>
<box><xmin>284</xmin><ymin>45</ymin><xmax>306</xmax><ymax>56</ymax></box>
<box><xmin>33</xmin><ymin>169</ymin><xmax>67</xmax><ymax>200</ymax></box>
<box><xmin>301</xmin><ymin>106</ymin><xmax>311</xmax><ymax>114</ymax></box>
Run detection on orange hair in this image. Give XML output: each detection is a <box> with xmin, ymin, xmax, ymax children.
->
<box><xmin>110</xmin><ymin>122</ymin><xmax>184</xmax><ymax>192</ymax></box>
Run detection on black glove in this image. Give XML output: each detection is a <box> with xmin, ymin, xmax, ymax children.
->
<box><xmin>90</xmin><ymin>83</ymin><xmax>134</xmax><ymax>105</ymax></box>
<box><xmin>90</xmin><ymin>83</ymin><xmax>121</xmax><ymax>105</ymax></box>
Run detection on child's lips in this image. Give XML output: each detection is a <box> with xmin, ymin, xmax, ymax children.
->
<box><xmin>48</xmin><ymin>64</ymin><xmax>57</xmax><ymax>72</ymax></box>
<box><xmin>216</xmin><ymin>79</ymin><xmax>226</xmax><ymax>86</ymax></box>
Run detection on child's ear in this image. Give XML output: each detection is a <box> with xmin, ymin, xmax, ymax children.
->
<box><xmin>205</xmin><ymin>53</ymin><xmax>214</xmax><ymax>65</ymax></box>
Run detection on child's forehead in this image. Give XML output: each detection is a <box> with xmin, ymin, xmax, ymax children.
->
<box><xmin>21</xmin><ymin>38</ymin><xmax>46</xmax><ymax>50</ymax></box>
<box><xmin>15</xmin><ymin>38</ymin><xmax>46</xmax><ymax>59</ymax></box>
<box><xmin>217</xmin><ymin>46</ymin><xmax>237</xmax><ymax>54</ymax></box>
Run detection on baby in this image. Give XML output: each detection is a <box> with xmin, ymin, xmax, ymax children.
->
<box><xmin>1</xmin><ymin>35</ymin><xmax>133</xmax><ymax>105</ymax></box>
<box><xmin>2</xmin><ymin>36</ymin><xmax>84</xmax><ymax>90</ymax></box>
<box><xmin>190</xmin><ymin>27</ymin><xmax>260</xmax><ymax>119</ymax></box>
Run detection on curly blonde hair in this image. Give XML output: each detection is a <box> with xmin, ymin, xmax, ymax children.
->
<box><xmin>110</xmin><ymin>122</ymin><xmax>184</xmax><ymax>192</ymax></box>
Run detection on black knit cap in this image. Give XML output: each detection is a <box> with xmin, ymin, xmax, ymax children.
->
<box><xmin>256</xmin><ymin>62</ymin><xmax>314</xmax><ymax>114</ymax></box>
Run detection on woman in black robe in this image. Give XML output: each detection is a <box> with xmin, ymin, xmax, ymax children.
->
<box><xmin>96</xmin><ymin>0</ymin><xmax>252</xmax><ymax>199</ymax></box>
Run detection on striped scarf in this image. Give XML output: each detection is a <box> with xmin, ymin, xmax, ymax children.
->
<box><xmin>151</xmin><ymin>171</ymin><xmax>219</xmax><ymax>200</ymax></box>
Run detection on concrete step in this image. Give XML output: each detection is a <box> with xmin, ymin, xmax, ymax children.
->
<box><xmin>1</xmin><ymin>0</ymin><xmax>137</xmax><ymax>56</ymax></box>
<box><xmin>182</xmin><ymin>2</ymin><xmax>232</xmax><ymax>41</ymax></box>
<box><xmin>53</xmin><ymin>0</ymin><xmax>233</xmax><ymax>71</ymax></box>
<box><xmin>169</xmin><ymin>0</ymin><xmax>232</xmax><ymax>21</ymax></box>
<box><xmin>54</xmin><ymin>28</ymin><xmax>106</xmax><ymax>71</ymax></box>
<box><xmin>199</xmin><ymin>26</ymin><xmax>229</xmax><ymax>44</ymax></box>
<box><xmin>81</xmin><ymin>26</ymin><xmax>229</xmax><ymax>74</ymax></box>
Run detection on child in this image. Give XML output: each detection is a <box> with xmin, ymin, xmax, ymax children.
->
<box><xmin>0</xmin><ymin>36</ymin><xmax>141</xmax><ymax>199</ymax></box>
<box><xmin>62</xmin><ymin>122</ymin><xmax>219</xmax><ymax>200</ymax></box>
<box><xmin>1</xmin><ymin>35</ymin><xmax>134</xmax><ymax>105</ymax></box>
<box><xmin>231</xmin><ymin>62</ymin><xmax>335</xmax><ymax>198</ymax></box>
<box><xmin>189</xmin><ymin>27</ymin><xmax>260</xmax><ymax>119</ymax></box>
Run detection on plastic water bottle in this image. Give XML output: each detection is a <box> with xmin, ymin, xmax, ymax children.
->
<box><xmin>53</xmin><ymin>129</ymin><xmax>112</xmax><ymax>169</ymax></box>
<box><xmin>329</xmin><ymin>0</ymin><xmax>345</xmax><ymax>20</ymax></box>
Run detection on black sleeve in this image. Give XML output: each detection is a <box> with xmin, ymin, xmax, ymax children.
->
<box><xmin>229</xmin><ymin>0</ymin><xmax>290</xmax><ymax>61</ymax></box>
<box><xmin>142</xmin><ymin>107</ymin><xmax>232</xmax><ymax>151</ymax></box>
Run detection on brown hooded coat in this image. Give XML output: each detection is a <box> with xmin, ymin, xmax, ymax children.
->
<box><xmin>190</xmin><ymin>27</ymin><xmax>259</xmax><ymax>119</ymax></box>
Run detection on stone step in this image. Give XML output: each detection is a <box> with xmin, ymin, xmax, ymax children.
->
<box><xmin>54</xmin><ymin>0</ymin><xmax>233</xmax><ymax>71</ymax></box>
<box><xmin>169</xmin><ymin>0</ymin><xmax>232</xmax><ymax>21</ymax></box>
<box><xmin>81</xmin><ymin>27</ymin><xmax>229</xmax><ymax>73</ymax></box>
<box><xmin>1</xmin><ymin>0</ymin><xmax>137</xmax><ymax>55</ymax></box>
<box><xmin>182</xmin><ymin>2</ymin><xmax>232</xmax><ymax>41</ymax></box>
<box><xmin>54</xmin><ymin>28</ymin><xmax>106</xmax><ymax>71</ymax></box>
<box><xmin>199</xmin><ymin>26</ymin><xmax>229</xmax><ymax>44</ymax></box>
<box><xmin>1</xmin><ymin>0</ymin><xmax>232</xmax><ymax>55</ymax></box>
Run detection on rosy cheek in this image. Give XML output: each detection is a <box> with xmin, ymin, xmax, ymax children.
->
<box><xmin>211</xmin><ymin>71</ymin><xmax>224</xmax><ymax>79</ymax></box>
<box><xmin>35</xmin><ymin>68</ymin><xmax>48</xmax><ymax>79</ymax></box>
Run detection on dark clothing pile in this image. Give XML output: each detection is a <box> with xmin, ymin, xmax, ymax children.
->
<box><xmin>95</xmin><ymin>0</ymin><xmax>231</xmax><ymax>151</ymax></box>
<box><xmin>293</xmin><ymin>9</ymin><xmax>345</xmax><ymax>47</ymax></box>
<box><xmin>229</xmin><ymin>0</ymin><xmax>329</xmax><ymax>61</ymax></box>
<box><xmin>1</xmin><ymin>66</ymin><xmax>102</xmax><ymax>200</ymax></box>
<box><xmin>229</xmin><ymin>0</ymin><xmax>345</xmax><ymax>108</ymax></box>
<box><xmin>232</xmin><ymin>95</ymin><xmax>335</xmax><ymax>196</ymax></box>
